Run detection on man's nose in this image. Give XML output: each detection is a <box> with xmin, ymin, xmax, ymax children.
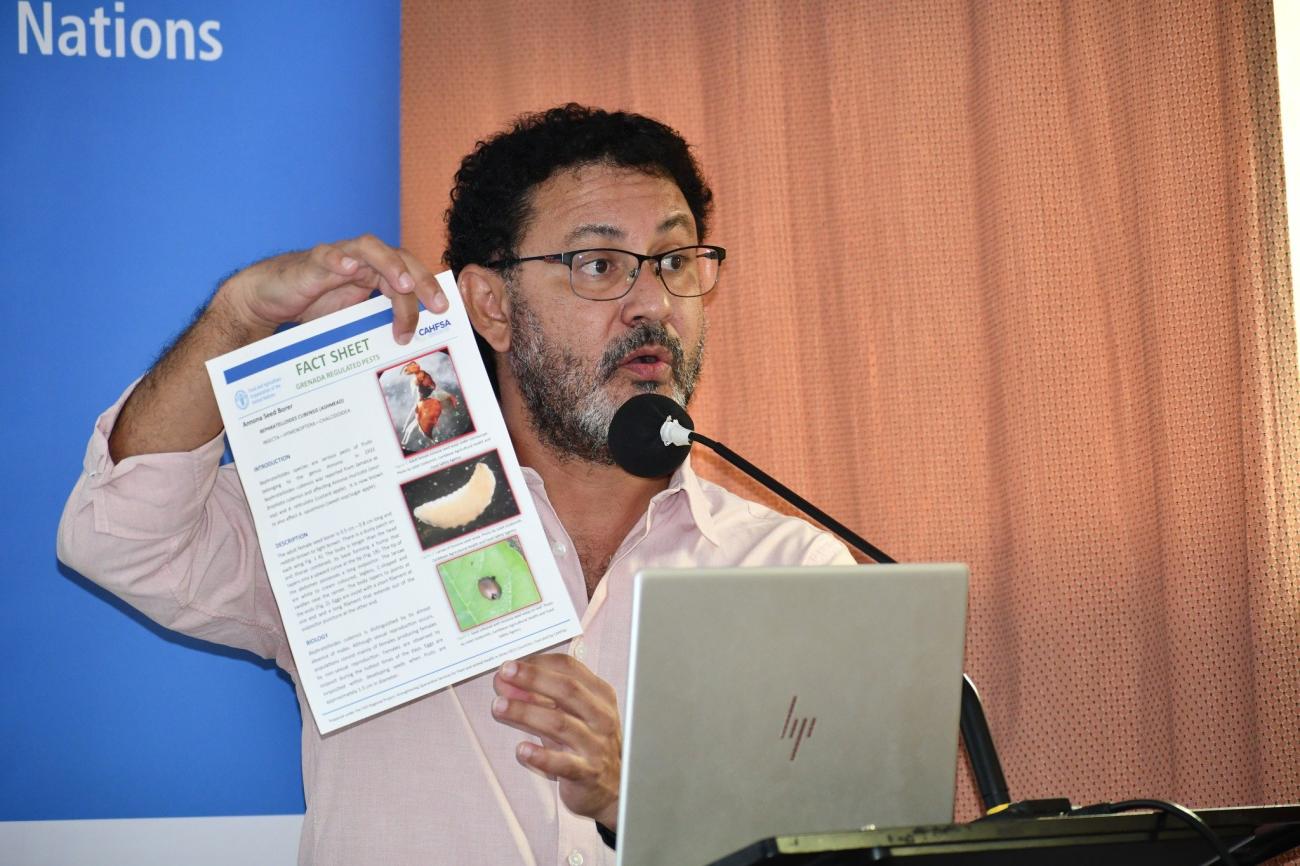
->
<box><xmin>621</xmin><ymin>261</ymin><xmax>672</xmax><ymax>323</ymax></box>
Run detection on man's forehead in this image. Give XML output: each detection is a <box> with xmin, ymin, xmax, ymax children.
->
<box><xmin>522</xmin><ymin>163</ymin><xmax>696</xmax><ymax>244</ymax></box>
<box><xmin>560</xmin><ymin>213</ymin><xmax>694</xmax><ymax>246</ymax></box>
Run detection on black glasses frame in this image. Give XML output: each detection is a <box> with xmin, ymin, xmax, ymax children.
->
<box><xmin>486</xmin><ymin>245</ymin><xmax>726</xmax><ymax>300</ymax></box>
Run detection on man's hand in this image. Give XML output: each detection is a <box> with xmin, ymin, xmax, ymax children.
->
<box><xmin>109</xmin><ymin>235</ymin><xmax>448</xmax><ymax>462</ymax></box>
<box><xmin>218</xmin><ymin>235</ymin><xmax>448</xmax><ymax>344</ymax></box>
<box><xmin>492</xmin><ymin>654</ymin><xmax>622</xmax><ymax>830</ymax></box>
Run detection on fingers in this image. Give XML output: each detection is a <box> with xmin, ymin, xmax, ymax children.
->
<box><xmin>492</xmin><ymin>673</ymin><xmax>557</xmax><ymax>710</ymax></box>
<box><xmin>491</xmin><ymin>694</ymin><xmax>605</xmax><ymax>756</ymax></box>
<box><xmin>398</xmin><ymin>245</ymin><xmax>451</xmax><ymax>315</ymax></box>
<box><xmin>335</xmin><ymin>235</ymin><xmax>417</xmax><ymax>342</ymax></box>
<box><xmin>491</xmin><ymin>655</ymin><xmax>622</xmax><ymax>827</ymax></box>
<box><xmin>515</xmin><ymin>733</ymin><xmax>621</xmax><ymax>828</ymax></box>
<box><xmin>335</xmin><ymin>234</ymin><xmax>412</xmax><ymax>295</ymax></box>
<box><xmin>311</xmin><ymin>243</ymin><xmax>361</xmax><ymax>280</ymax></box>
<box><xmin>497</xmin><ymin>656</ymin><xmax>618</xmax><ymax>733</ymax></box>
<box><xmin>490</xmin><ymin>655</ymin><xmax>619</xmax><ymax>755</ymax></box>
<box><xmin>335</xmin><ymin>235</ymin><xmax>448</xmax><ymax>344</ymax></box>
<box><xmin>221</xmin><ymin>236</ymin><xmax>451</xmax><ymax>340</ymax></box>
<box><xmin>517</xmin><ymin>741</ymin><xmax>591</xmax><ymax>783</ymax></box>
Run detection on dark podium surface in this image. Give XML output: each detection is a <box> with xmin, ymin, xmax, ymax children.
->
<box><xmin>709</xmin><ymin>805</ymin><xmax>1300</xmax><ymax>866</ymax></box>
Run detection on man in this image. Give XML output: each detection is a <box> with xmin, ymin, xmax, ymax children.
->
<box><xmin>58</xmin><ymin>104</ymin><xmax>852</xmax><ymax>865</ymax></box>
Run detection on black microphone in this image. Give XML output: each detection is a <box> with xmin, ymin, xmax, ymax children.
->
<box><xmin>606</xmin><ymin>393</ymin><xmax>1014</xmax><ymax>815</ymax></box>
<box><xmin>607</xmin><ymin>393</ymin><xmax>694</xmax><ymax>478</ymax></box>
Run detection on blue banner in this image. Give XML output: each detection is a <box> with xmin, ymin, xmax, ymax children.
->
<box><xmin>1</xmin><ymin>0</ymin><xmax>400</xmax><ymax>820</ymax></box>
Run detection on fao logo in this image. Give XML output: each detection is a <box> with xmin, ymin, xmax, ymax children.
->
<box><xmin>234</xmin><ymin>390</ymin><xmax>249</xmax><ymax>410</ymax></box>
<box><xmin>780</xmin><ymin>696</ymin><xmax>817</xmax><ymax>761</ymax></box>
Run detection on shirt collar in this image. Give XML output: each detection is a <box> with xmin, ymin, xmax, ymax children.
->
<box><xmin>666</xmin><ymin>455</ymin><xmax>722</xmax><ymax>546</ymax></box>
<box><xmin>521</xmin><ymin>455</ymin><xmax>722</xmax><ymax>548</ymax></box>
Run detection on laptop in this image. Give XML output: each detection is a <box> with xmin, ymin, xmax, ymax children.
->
<box><xmin>615</xmin><ymin>564</ymin><xmax>970</xmax><ymax>866</ymax></box>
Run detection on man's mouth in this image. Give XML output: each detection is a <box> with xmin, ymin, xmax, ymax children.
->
<box><xmin>617</xmin><ymin>345</ymin><xmax>672</xmax><ymax>379</ymax></box>
<box><xmin>597</xmin><ymin>324</ymin><xmax>686</xmax><ymax>385</ymax></box>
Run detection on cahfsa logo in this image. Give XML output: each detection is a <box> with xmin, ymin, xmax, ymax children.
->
<box><xmin>17</xmin><ymin>1</ymin><xmax>223</xmax><ymax>61</ymax></box>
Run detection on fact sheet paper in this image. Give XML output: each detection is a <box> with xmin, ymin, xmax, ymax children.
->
<box><xmin>206</xmin><ymin>272</ymin><xmax>581</xmax><ymax>734</ymax></box>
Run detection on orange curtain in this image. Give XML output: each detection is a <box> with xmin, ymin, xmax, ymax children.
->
<box><xmin>402</xmin><ymin>0</ymin><xmax>1299</xmax><ymax>824</ymax></box>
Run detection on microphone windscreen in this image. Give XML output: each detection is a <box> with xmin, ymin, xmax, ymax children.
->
<box><xmin>607</xmin><ymin>393</ymin><xmax>694</xmax><ymax>478</ymax></box>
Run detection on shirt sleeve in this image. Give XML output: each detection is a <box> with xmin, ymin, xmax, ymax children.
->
<box><xmin>56</xmin><ymin>382</ymin><xmax>291</xmax><ymax>669</ymax></box>
<box><xmin>806</xmin><ymin>529</ymin><xmax>858</xmax><ymax>566</ymax></box>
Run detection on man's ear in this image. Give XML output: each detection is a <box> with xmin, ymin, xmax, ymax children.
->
<box><xmin>458</xmin><ymin>265</ymin><xmax>511</xmax><ymax>352</ymax></box>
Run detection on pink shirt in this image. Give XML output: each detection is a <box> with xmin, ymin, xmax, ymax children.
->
<box><xmin>58</xmin><ymin>388</ymin><xmax>853</xmax><ymax>866</ymax></box>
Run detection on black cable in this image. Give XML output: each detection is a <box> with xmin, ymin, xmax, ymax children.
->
<box><xmin>960</xmin><ymin>675</ymin><xmax>1011</xmax><ymax>812</ymax></box>
<box><xmin>1072</xmin><ymin>799</ymin><xmax>1240</xmax><ymax>866</ymax></box>
<box><xmin>688</xmin><ymin>431</ymin><xmax>896</xmax><ymax>564</ymax></box>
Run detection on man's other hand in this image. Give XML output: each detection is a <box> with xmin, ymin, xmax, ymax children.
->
<box><xmin>492</xmin><ymin>653</ymin><xmax>622</xmax><ymax>830</ymax></box>
<box><xmin>219</xmin><ymin>235</ymin><xmax>449</xmax><ymax>345</ymax></box>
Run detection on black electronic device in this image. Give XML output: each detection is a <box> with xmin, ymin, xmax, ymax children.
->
<box><xmin>706</xmin><ymin>805</ymin><xmax>1300</xmax><ymax>866</ymax></box>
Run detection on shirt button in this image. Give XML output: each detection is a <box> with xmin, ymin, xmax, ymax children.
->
<box><xmin>572</xmin><ymin>639</ymin><xmax>587</xmax><ymax>660</ymax></box>
<box><xmin>552</xmin><ymin>539</ymin><xmax>568</xmax><ymax>557</ymax></box>
<box><xmin>567</xmin><ymin>850</ymin><xmax>584</xmax><ymax>866</ymax></box>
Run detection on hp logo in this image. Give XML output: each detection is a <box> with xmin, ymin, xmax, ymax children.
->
<box><xmin>780</xmin><ymin>695</ymin><xmax>817</xmax><ymax>761</ymax></box>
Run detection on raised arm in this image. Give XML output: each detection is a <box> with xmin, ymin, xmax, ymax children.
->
<box><xmin>109</xmin><ymin>235</ymin><xmax>448</xmax><ymax>460</ymax></box>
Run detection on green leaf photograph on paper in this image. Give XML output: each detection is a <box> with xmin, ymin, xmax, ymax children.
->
<box><xmin>436</xmin><ymin>536</ymin><xmax>541</xmax><ymax>630</ymax></box>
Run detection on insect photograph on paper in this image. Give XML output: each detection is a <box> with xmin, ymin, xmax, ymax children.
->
<box><xmin>399</xmin><ymin>450</ymin><xmax>521</xmax><ymax>550</ymax></box>
<box><xmin>376</xmin><ymin>348</ymin><xmax>474</xmax><ymax>457</ymax></box>
<box><xmin>435</xmin><ymin>535</ymin><xmax>542</xmax><ymax>631</ymax></box>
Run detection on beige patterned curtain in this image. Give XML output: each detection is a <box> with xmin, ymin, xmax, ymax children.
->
<box><xmin>402</xmin><ymin>0</ymin><xmax>1299</xmax><ymax>829</ymax></box>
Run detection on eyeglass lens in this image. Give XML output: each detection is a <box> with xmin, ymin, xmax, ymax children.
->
<box><xmin>569</xmin><ymin>248</ymin><xmax>720</xmax><ymax>299</ymax></box>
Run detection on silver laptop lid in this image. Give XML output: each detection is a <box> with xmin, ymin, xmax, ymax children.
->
<box><xmin>616</xmin><ymin>564</ymin><xmax>969</xmax><ymax>866</ymax></box>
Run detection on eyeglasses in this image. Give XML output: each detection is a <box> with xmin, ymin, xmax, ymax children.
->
<box><xmin>487</xmin><ymin>245</ymin><xmax>726</xmax><ymax>301</ymax></box>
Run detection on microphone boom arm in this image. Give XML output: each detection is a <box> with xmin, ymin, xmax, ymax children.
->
<box><xmin>686</xmin><ymin>429</ymin><xmax>897</xmax><ymax>565</ymax></box>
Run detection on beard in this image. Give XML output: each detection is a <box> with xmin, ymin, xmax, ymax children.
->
<box><xmin>505</xmin><ymin>290</ymin><xmax>706</xmax><ymax>465</ymax></box>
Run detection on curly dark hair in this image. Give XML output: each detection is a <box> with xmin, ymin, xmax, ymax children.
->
<box><xmin>443</xmin><ymin>104</ymin><xmax>714</xmax><ymax>274</ymax></box>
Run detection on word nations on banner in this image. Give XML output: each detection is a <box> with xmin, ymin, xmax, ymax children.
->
<box><xmin>16</xmin><ymin>1</ymin><xmax>223</xmax><ymax>60</ymax></box>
